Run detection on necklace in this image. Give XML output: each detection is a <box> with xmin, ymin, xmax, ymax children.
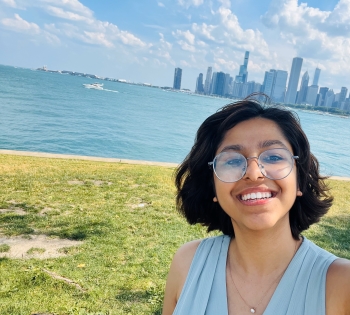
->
<box><xmin>228</xmin><ymin>239</ymin><xmax>298</xmax><ymax>314</ymax></box>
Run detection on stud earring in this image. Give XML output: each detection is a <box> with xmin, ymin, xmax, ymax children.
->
<box><xmin>213</xmin><ymin>196</ymin><xmax>218</xmax><ymax>202</ymax></box>
<box><xmin>297</xmin><ymin>190</ymin><xmax>303</xmax><ymax>197</ymax></box>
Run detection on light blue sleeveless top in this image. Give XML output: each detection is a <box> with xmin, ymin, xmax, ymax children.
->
<box><xmin>173</xmin><ymin>235</ymin><xmax>337</xmax><ymax>315</ymax></box>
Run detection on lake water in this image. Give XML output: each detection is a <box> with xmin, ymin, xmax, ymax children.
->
<box><xmin>0</xmin><ymin>64</ymin><xmax>349</xmax><ymax>177</ymax></box>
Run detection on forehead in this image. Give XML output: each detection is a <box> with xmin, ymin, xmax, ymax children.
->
<box><xmin>217</xmin><ymin>117</ymin><xmax>292</xmax><ymax>153</ymax></box>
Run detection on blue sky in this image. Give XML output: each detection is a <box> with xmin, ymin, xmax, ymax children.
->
<box><xmin>0</xmin><ymin>0</ymin><xmax>349</xmax><ymax>91</ymax></box>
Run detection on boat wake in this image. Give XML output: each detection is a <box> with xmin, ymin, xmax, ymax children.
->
<box><xmin>83</xmin><ymin>83</ymin><xmax>118</xmax><ymax>93</ymax></box>
<box><xmin>103</xmin><ymin>88</ymin><xmax>119</xmax><ymax>93</ymax></box>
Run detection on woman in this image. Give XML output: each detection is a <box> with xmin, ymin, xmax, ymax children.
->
<box><xmin>162</xmin><ymin>98</ymin><xmax>350</xmax><ymax>315</ymax></box>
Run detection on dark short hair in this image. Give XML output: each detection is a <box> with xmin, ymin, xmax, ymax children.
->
<box><xmin>175</xmin><ymin>97</ymin><xmax>333</xmax><ymax>239</ymax></box>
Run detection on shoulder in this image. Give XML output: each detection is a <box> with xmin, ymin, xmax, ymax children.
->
<box><xmin>162</xmin><ymin>235</ymin><xmax>228</xmax><ymax>315</ymax></box>
<box><xmin>326</xmin><ymin>258</ymin><xmax>350</xmax><ymax>315</ymax></box>
<box><xmin>162</xmin><ymin>239</ymin><xmax>202</xmax><ymax>315</ymax></box>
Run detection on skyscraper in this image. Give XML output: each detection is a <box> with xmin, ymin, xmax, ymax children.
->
<box><xmin>305</xmin><ymin>85</ymin><xmax>318</xmax><ymax>106</ymax></box>
<box><xmin>312</xmin><ymin>67</ymin><xmax>321</xmax><ymax>86</ymax></box>
<box><xmin>204</xmin><ymin>67</ymin><xmax>212</xmax><ymax>94</ymax></box>
<box><xmin>339</xmin><ymin>87</ymin><xmax>348</xmax><ymax>104</ymax></box>
<box><xmin>271</xmin><ymin>70</ymin><xmax>288</xmax><ymax>103</ymax></box>
<box><xmin>235</xmin><ymin>51</ymin><xmax>249</xmax><ymax>83</ymax></box>
<box><xmin>173</xmin><ymin>67</ymin><xmax>182</xmax><ymax>90</ymax></box>
<box><xmin>297</xmin><ymin>71</ymin><xmax>309</xmax><ymax>104</ymax></box>
<box><xmin>195</xmin><ymin>73</ymin><xmax>204</xmax><ymax>93</ymax></box>
<box><xmin>285</xmin><ymin>57</ymin><xmax>303</xmax><ymax>104</ymax></box>
<box><xmin>317</xmin><ymin>87</ymin><xmax>329</xmax><ymax>106</ymax></box>
<box><xmin>262</xmin><ymin>70</ymin><xmax>275</xmax><ymax>97</ymax></box>
<box><xmin>212</xmin><ymin>72</ymin><xmax>226</xmax><ymax>96</ymax></box>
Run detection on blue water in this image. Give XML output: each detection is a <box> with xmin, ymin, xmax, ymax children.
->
<box><xmin>1</xmin><ymin>64</ymin><xmax>350</xmax><ymax>177</ymax></box>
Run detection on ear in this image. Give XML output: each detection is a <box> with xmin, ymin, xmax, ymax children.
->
<box><xmin>296</xmin><ymin>190</ymin><xmax>303</xmax><ymax>197</ymax></box>
<box><xmin>213</xmin><ymin>196</ymin><xmax>218</xmax><ymax>202</ymax></box>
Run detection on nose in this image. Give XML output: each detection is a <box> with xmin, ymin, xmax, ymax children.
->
<box><xmin>243</xmin><ymin>157</ymin><xmax>264</xmax><ymax>181</ymax></box>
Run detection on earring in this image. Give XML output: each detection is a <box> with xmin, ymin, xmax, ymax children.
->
<box><xmin>213</xmin><ymin>196</ymin><xmax>218</xmax><ymax>202</ymax></box>
<box><xmin>297</xmin><ymin>190</ymin><xmax>303</xmax><ymax>197</ymax></box>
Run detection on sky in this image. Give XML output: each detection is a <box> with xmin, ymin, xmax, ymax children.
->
<box><xmin>0</xmin><ymin>0</ymin><xmax>349</xmax><ymax>92</ymax></box>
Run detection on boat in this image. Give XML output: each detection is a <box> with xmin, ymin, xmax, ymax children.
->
<box><xmin>83</xmin><ymin>82</ymin><xmax>104</xmax><ymax>90</ymax></box>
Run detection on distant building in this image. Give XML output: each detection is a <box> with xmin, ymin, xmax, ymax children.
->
<box><xmin>297</xmin><ymin>71</ymin><xmax>309</xmax><ymax>104</ymax></box>
<box><xmin>271</xmin><ymin>70</ymin><xmax>288</xmax><ymax>103</ymax></box>
<box><xmin>285</xmin><ymin>57</ymin><xmax>303</xmax><ymax>104</ymax></box>
<box><xmin>339</xmin><ymin>87</ymin><xmax>348</xmax><ymax>105</ymax></box>
<box><xmin>210</xmin><ymin>72</ymin><xmax>217</xmax><ymax>94</ymax></box>
<box><xmin>224</xmin><ymin>73</ymin><xmax>231</xmax><ymax>96</ymax></box>
<box><xmin>232</xmin><ymin>81</ymin><xmax>243</xmax><ymax>98</ymax></box>
<box><xmin>262</xmin><ymin>70</ymin><xmax>275</xmax><ymax>98</ymax></box>
<box><xmin>317</xmin><ymin>87</ymin><xmax>329</xmax><ymax>106</ymax></box>
<box><xmin>173</xmin><ymin>68</ymin><xmax>182</xmax><ymax>90</ymax></box>
<box><xmin>212</xmin><ymin>72</ymin><xmax>226</xmax><ymax>96</ymax></box>
<box><xmin>324</xmin><ymin>89</ymin><xmax>335</xmax><ymax>107</ymax></box>
<box><xmin>195</xmin><ymin>73</ymin><xmax>204</xmax><ymax>93</ymax></box>
<box><xmin>235</xmin><ymin>51</ymin><xmax>249</xmax><ymax>83</ymax></box>
<box><xmin>312</xmin><ymin>67</ymin><xmax>321</xmax><ymax>86</ymax></box>
<box><xmin>305</xmin><ymin>85</ymin><xmax>319</xmax><ymax>106</ymax></box>
<box><xmin>204</xmin><ymin>67</ymin><xmax>212</xmax><ymax>94</ymax></box>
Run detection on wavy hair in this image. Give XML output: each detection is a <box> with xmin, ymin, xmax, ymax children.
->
<box><xmin>175</xmin><ymin>97</ymin><xmax>333</xmax><ymax>239</ymax></box>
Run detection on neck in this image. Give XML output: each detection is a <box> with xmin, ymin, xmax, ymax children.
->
<box><xmin>229</xmin><ymin>229</ymin><xmax>300</xmax><ymax>277</ymax></box>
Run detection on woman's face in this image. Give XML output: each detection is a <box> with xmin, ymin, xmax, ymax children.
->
<box><xmin>213</xmin><ymin>117</ymin><xmax>298</xmax><ymax>235</ymax></box>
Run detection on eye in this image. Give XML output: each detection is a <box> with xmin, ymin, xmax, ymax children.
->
<box><xmin>224</xmin><ymin>157</ymin><xmax>245</xmax><ymax>167</ymax></box>
<box><xmin>261</xmin><ymin>153</ymin><xmax>286</xmax><ymax>164</ymax></box>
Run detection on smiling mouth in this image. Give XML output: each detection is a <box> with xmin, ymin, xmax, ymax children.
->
<box><xmin>239</xmin><ymin>192</ymin><xmax>275</xmax><ymax>201</ymax></box>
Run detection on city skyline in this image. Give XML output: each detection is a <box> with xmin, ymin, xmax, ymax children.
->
<box><xmin>193</xmin><ymin>51</ymin><xmax>350</xmax><ymax>110</ymax></box>
<box><xmin>0</xmin><ymin>0</ymin><xmax>349</xmax><ymax>92</ymax></box>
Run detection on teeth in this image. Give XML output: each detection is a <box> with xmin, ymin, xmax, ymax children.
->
<box><xmin>241</xmin><ymin>192</ymin><xmax>272</xmax><ymax>201</ymax></box>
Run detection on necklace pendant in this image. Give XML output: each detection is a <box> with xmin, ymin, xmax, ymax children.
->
<box><xmin>250</xmin><ymin>308</ymin><xmax>256</xmax><ymax>313</ymax></box>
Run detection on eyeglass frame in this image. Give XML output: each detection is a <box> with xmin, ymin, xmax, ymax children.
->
<box><xmin>208</xmin><ymin>148</ymin><xmax>299</xmax><ymax>183</ymax></box>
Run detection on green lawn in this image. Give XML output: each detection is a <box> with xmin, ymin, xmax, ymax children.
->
<box><xmin>0</xmin><ymin>154</ymin><xmax>349</xmax><ymax>315</ymax></box>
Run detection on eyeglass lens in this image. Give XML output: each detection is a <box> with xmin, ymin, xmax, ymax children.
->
<box><xmin>213</xmin><ymin>148</ymin><xmax>295</xmax><ymax>182</ymax></box>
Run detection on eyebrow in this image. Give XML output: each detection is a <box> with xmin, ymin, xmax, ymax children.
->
<box><xmin>220</xmin><ymin>140</ymin><xmax>288</xmax><ymax>152</ymax></box>
<box><xmin>259</xmin><ymin>140</ymin><xmax>288</xmax><ymax>149</ymax></box>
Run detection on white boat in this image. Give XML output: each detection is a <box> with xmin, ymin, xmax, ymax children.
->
<box><xmin>83</xmin><ymin>82</ymin><xmax>104</xmax><ymax>90</ymax></box>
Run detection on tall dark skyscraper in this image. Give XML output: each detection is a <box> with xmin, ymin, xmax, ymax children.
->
<box><xmin>235</xmin><ymin>51</ymin><xmax>249</xmax><ymax>83</ymax></box>
<box><xmin>212</xmin><ymin>72</ymin><xmax>226</xmax><ymax>96</ymax></box>
<box><xmin>195</xmin><ymin>73</ymin><xmax>204</xmax><ymax>93</ymax></box>
<box><xmin>285</xmin><ymin>57</ymin><xmax>303</xmax><ymax>104</ymax></box>
<box><xmin>173</xmin><ymin>67</ymin><xmax>182</xmax><ymax>90</ymax></box>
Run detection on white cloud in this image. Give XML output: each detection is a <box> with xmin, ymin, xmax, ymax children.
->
<box><xmin>173</xmin><ymin>29</ymin><xmax>195</xmax><ymax>44</ymax></box>
<box><xmin>83</xmin><ymin>31</ymin><xmax>113</xmax><ymax>47</ymax></box>
<box><xmin>1</xmin><ymin>0</ymin><xmax>18</xmax><ymax>8</ymax></box>
<box><xmin>178</xmin><ymin>0</ymin><xmax>204</xmax><ymax>8</ymax></box>
<box><xmin>192</xmin><ymin>22</ymin><xmax>217</xmax><ymax>41</ymax></box>
<box><xmin>157</xmin><ymin>2</ymin><xmax>165</xmax><ymax>7</ymax></box>
<box><xmin>44</xmin><ymin>5</ymin><xmax>93</xmax><ymax>22</ymax></box>
<box><xmin>39</xmin><ymin>0</ymin><xmax>93</xmax><ymax>18</ymax></box>
<box><xmin>1</xmin><ymin>13</ymin><xmax>40</xmax><ymax>34</ymax></box>
<box><xmin>149</xmin><ymin>33</ymin><xmax>174</xmax><ymax>63</ymax></box>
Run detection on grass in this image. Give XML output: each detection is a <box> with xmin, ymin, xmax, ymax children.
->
<box><xmin>0</xmin><ymin>154</ymin><xmax>349</xmax><ymax>314</ymax></box>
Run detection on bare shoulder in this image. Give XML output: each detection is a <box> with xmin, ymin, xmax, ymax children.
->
<box><xmin>162</xmin><ymin>239</ymin><xmax>202</xmax><ymax>315</ymax></box>
<box><xmin>326</xmin><ymin>258</ymin><xmax>350</xmax><ymax>315</ymax></box>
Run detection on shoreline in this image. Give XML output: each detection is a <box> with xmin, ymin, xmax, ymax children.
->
<box><xmin>0</xmin><ymin>149</ymin><xmax>178</xmax><ymax>168</ymax></box>
<box><xmin>1</xmin><ymin>149</ymin><xmax>349</xmax><ymax>181</ymax></box>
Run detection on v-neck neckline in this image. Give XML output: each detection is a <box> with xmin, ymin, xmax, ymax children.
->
<box><xmin>223</xmin><ymin>236</ymin><xmax>306</xmax><ymax>315</ymax></box>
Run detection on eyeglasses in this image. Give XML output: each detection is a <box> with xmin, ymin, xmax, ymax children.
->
<box><xmin>208</xmin><ymin>148</ymin><xmax>298</xmax><ymax>183</ymax></box>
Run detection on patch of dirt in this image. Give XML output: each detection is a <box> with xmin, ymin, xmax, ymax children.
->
<box><xmin>67</xmin><ymin>180</ymin><xmax>85</xmax><ymax>185</ymax></box>
<box><xmin>127</xmin><ymin>197</ymin><xmax>150</xmax><ymax>209</ymax></box>
<box><xmin>0</xmin><ymin>208</ymin><xmax>27</xmax><ymax>215</ymax></box>
<box><xmin>0</xmin><ymin>235</ymin><xmax>83</xmax><ymax>259</ymax></box>
<box><xmin>68</xmin><ymin>180</ymin><xmax>112</xmax><ymax>186</ymax></box>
